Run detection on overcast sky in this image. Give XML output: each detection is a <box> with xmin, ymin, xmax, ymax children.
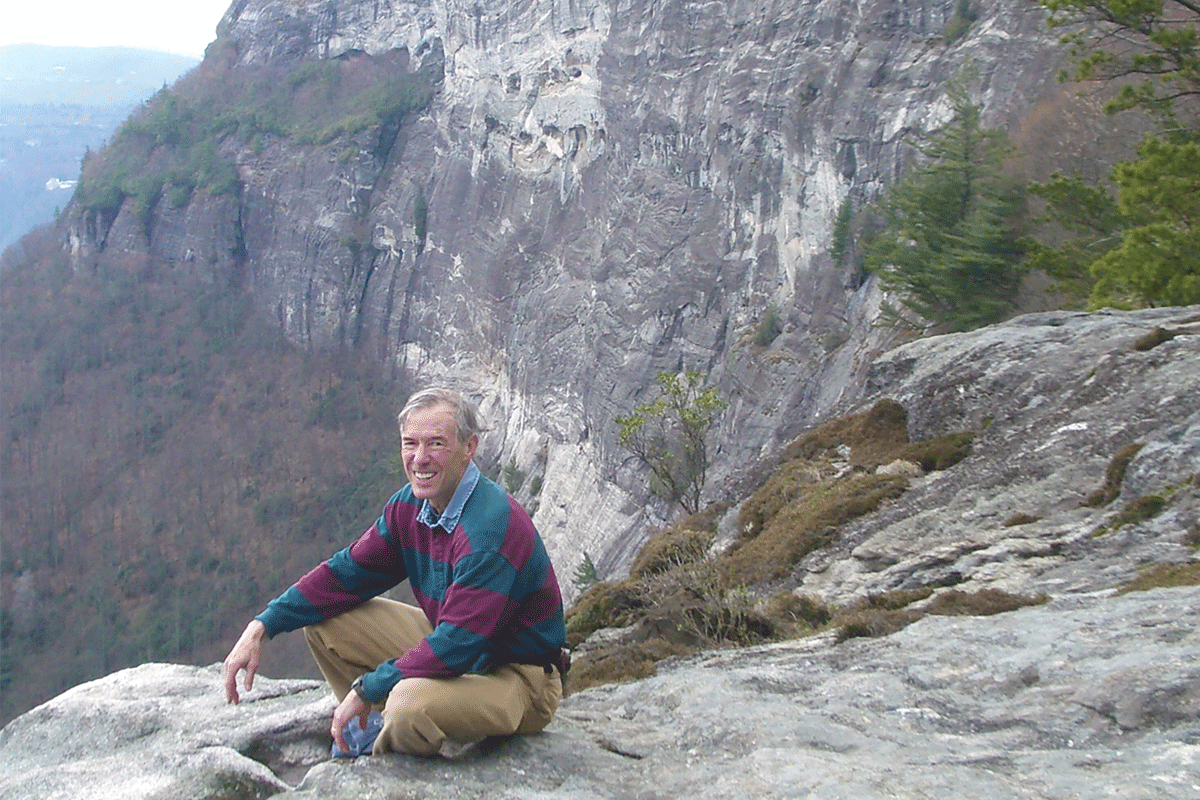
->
<box><xmin>3</xmin><ymin>1</ymin><xmax>233</xmax><ymax>58</ymax></box>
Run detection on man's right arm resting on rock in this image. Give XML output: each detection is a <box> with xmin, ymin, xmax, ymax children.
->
<box><xmin>223</xmin><ymin>618</ymin><xmax>267</xmax><ymax>704</ymax></box>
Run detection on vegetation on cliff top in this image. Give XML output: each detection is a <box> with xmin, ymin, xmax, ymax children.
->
<box><xmin>567</xmin><ymin>401</ymin><xmax>999</xmax><ymax>693</ymax></box>
<box><xmin>77</xmin><ymin>42</ymin><xmax>434</xmax><ymax>229</ymax></box>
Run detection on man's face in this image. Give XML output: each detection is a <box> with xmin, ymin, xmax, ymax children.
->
<box><xmin>401</xmin><ymin>402</ymin><xmax>478</xmax><ymax>514</ymax></box>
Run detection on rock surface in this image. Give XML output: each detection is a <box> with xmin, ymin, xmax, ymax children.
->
<box><xmin>2</xmin><ymin>305</ymin><xmax>1197</xmax><ymax>799</ymax></box>
<box><xmin>799</xmin><ymin>306</ymin><xmax>1200</xmax><ymax>607</ymax></box>
<box><xmin>2</xmin><ymin>587</ymin><xmax>1197</xmax><ymax>799</ymax></box>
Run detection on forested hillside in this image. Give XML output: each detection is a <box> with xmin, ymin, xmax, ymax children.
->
<box><xmin>0</xmin><ymin>228</ymin><xmax>407</xmax><ymax>720</ymax></box>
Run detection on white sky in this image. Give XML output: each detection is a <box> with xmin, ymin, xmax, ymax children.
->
<box><xmin>2</xmin><ymin>1</ymin><xmax>234</xmax><ymax>58</ymax></box>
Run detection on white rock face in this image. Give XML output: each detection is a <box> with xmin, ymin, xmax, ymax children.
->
<box><xmin>128</xmin><ymin>0</ymin><xmax>1062</xmax><ymax>585</ymax></box>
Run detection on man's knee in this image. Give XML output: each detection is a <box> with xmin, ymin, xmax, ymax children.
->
<box><xmin>377</xmin><ymin>682</ymin><xmax>447</xmax><ymax>756</ymax></box>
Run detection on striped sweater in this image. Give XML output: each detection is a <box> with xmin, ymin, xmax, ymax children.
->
<box><xmin>256</xmin><ymin>463</ymin><xmax>565</xmax><ymax>703</ymax></box>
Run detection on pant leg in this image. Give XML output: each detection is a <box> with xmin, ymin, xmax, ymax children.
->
<box><xmin>303</xmin><ymin>597</ymin><xmax>432</xmax><ymax>700</ymax></box>
<box><xmin>375</xmin><ymin>663</ymin><xmax>562</xmax><ymax>756</ymax></box>
<box><xmin>304</xmin><ymin>597</ymin><xmax>563</xmax><ymax>757</ymax></box>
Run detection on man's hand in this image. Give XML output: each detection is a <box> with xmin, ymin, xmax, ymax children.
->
<box><xmin>223</xmin><ymin>619</ymin><xmax>267</xmax><ymax>704</ymax></box>
<box><xmin>331</xmin><ymin>688</ymin><xmax>372</xmax><ymax>754</ymax></box>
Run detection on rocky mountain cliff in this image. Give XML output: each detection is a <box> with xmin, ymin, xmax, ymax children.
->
<box><xmin>62</xmin><ymin>0</ymin><xmax>1071</xmax><ymax>589</ymax></box>
<box><xmin>2</xmin><ymin>304</ymin><xmax>1196</xmax><ymax>799</ymax></box>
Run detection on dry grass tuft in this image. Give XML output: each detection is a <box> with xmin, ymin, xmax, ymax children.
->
<box><xmin>564</xmin><ymin>579</ymin><xmax>645</xmax><ymax>648</ymax></box>
<box><xmin>629</xmin><ymin>527</ymin><xmax>712</xmax><ymax>579</ymax></box>
<box><xmin>834</xmin><ymin>587</ymin><xmax>1047</xmax><ymax>642</ymax></box>
<box><xmin>761</xmin><ymin>592</ymin><xmax>834</xmax><ymax>631</ymax></box>
<box><xmin>1132</xmin><ymin>327</ymin><xmax>1180</xmax><ymax>352</ymax></box>
<box><xmin>1116</xmin><ymin>562</ymin><xmax>1200</xmax><ymax>594</ymax></box>
<box><xmin>896</xmin><ymin>431</ymin><xmax>975</xmax><ymax>472</ymax></box>
<box><xmin>567</xmin><ymin>638</ymin><xmax>691</xmax><ymax>693</ymax></box>
<box><xmin>1085</xmin><ymin>442</ymin><xmax>1144</xmax><ymax>507</ymax></box>
<box><xmin>781</xmin><ymin>399</ymin><xmax>910</xmax><ymax>468</ymax></box>
<box><xmin>726</xmin><ymin>473</ymin><xmax>910</xmax><ymax>584</ymax></box>
<box><xmin>1184</xmin><ymin>525</ymin><xmax>1200</xmax><ymax>548</ymax></box>
<box><xmin>1108</xmin><ymin>493</ymin><xmax>1168</xmax><ymax>529</ymax></box>
<box><xmin>924</xmin><ymin>587</ymin><xmax>1049</xmax><ymax>616</ymax></box>
<box><xmin>835</xmin><ymin>608</ymin><xmax>923</xmax><ymax>643</ymax></box>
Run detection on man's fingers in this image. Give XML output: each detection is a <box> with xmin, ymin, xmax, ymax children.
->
<box><xmin>223</xmin><ymin>661</ymin><xmax>241</xmax><ymax>704</ymax></box>
<box><xmin>242</xmin><ymin>662</ymin><xmax>257</xmax><ymax>693</ymax></box>
<box><xmin>334</xmin><ymin>728</ymin><xmax>349</xmax><ymax>753</ymax></box>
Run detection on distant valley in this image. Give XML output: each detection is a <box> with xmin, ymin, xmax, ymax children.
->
<box><xmin>0</xmin><ymin>44</ymin><xmax>198</xmax><ymax>252</ymax></box>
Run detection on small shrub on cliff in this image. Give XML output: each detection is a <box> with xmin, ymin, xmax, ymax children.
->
<box><xmin>943</xmin><ymin>0</ymin><xmax>979</xmax><ymax>44</ymax></box>
<box><xmin>572</xmin><ymin>552</ymin><xmax>599</xmax><ymax>592</ymax></box>
<box><xmin>616</xmin><ymin>371</ymin><xmax>728</xmax><ymax>515</ymax></box>
<box><xmin>753</xmin><ymin>304</ymin><xmax>784</xmax><ymax>347</ymax></box>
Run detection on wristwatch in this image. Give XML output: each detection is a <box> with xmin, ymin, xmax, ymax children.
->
<box><xmin>350</xmin><ymin>675</ymin><xmax>369</xmax><ymax>702</ymax></box>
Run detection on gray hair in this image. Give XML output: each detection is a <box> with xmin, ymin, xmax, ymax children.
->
<box><xmin>397</xmin><ymin>388</ymin><xmax>487</xmax><ymax>442</ymax></box>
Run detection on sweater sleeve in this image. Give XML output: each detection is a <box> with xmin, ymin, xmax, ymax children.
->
<box><xmin>255</xmin><ymin>508</ymin><xmax>408</xmax><ymax>638</ymax></box>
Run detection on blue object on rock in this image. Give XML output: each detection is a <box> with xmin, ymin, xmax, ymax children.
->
<box><xmin>331</xmin><ymin>711</ymin><xmax>384</xmax><ymax>759</ymax></box>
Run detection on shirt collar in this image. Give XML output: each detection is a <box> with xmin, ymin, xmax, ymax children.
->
<box><xmin>417</xmin><ymin>461</ymin><xmax>480</xmax><ymax>532</ymax></box>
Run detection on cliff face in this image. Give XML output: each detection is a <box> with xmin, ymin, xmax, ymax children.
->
<box><xmin>67</xmin><ymin>0</ymin><xmax>1064</xmax><ymax>582</ymax></box>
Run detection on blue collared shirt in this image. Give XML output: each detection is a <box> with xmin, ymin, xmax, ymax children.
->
<box><xmin>416</xmin><ymin>461</ymin><xmax>480</xmax><ymax>532</ymax></box>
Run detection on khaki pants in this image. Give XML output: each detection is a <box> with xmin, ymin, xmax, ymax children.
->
<box><xmin>304</xmin><ymin>597</ymin><xmax>562</xmax><ymax>756</ymax></box>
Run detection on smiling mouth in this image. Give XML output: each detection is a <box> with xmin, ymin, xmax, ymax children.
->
<box><xmin>414</xmin><ymin>471</ymin><xmax>436</xmax><ymax>480</ymax></box>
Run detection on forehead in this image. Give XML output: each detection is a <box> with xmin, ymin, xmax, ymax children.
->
<box><xmin>401</xmin><ymin>402</ymin><xmax>458</xmax><ymax>438</ymax></box>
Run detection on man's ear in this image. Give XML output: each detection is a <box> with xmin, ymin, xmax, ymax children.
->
<box><xmin>465</xmin><ymin>433</ymin><xmax>479</xmax><ymax>459</ymax></box>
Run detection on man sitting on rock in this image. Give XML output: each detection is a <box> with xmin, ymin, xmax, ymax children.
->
<box><xmin>222</xmin><ymin>388</ymin><xmax>567</xmax><ymax>758</ymax></box>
